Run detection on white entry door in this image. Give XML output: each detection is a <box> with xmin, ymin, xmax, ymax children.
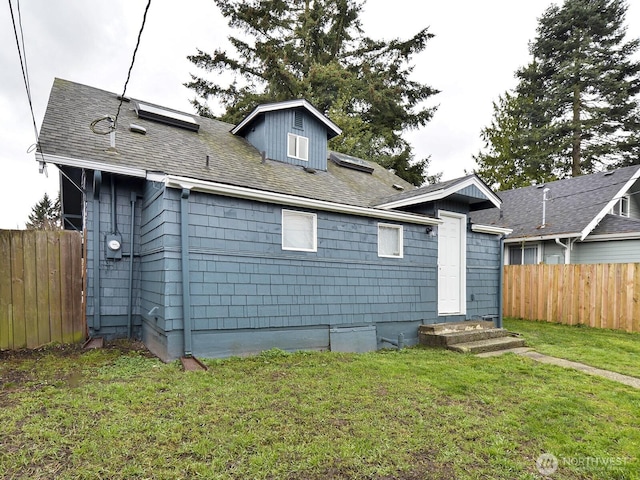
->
<box><xmin>438</xmin><ymin>211</ymin><xmax>466</xmax><ymax>315</ymax></box>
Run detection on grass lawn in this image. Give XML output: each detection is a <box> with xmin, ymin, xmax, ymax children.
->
<box><xmin>505</xmin><ymin>318</ymin><xmax>640</xmax><ymax>379</ymax></box>
<box><xmin>1</xmin><ymin>339</ymin><xmax>639</xmax><ymax>479</ymax></box>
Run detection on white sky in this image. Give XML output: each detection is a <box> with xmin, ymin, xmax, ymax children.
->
<box><xmin>2</xmin><ymin>0</ymin><xmax>639</xmax><ymax>229</ymax></box>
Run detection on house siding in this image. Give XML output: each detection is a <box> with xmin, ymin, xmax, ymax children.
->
<box><xmin>628</xmin><ymin>180</ymin><xmax>640</xmax><ymax>219</ymax></box>
<box><xmin>139</xmin><ymin>187</ymin><xmax>446</xmax><ymax>359</ymax></box>
<box><xmin>466</xmin><ymin>231</ymin><xmax>501</xmax><ymax>319</ymax></box>
<box><xmin>263</xmin><ymin>110</ymin><xmax>328</xmax><ymax>170</ymax></box>
<box><xmin>85</xmin><ymin>174</ymin><xmax>143</xmax><ymax>337</ymax></box>
<box><xmin>572</xmin><ymin>239</ymin><xmax>640</xmax><ymax>264</ymax></box>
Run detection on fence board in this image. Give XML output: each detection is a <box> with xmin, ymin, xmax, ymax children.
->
<box><xmin>504</xmin><ymin>263</ymin><xmax>640</xmax><ymax>334</ymax></box>
<box><xmin>0</xmin><ymin>230</ymin><xmax>83</xmax><ymax>349</ymax></box>
<box><xmin>0</xmin><ymin>231</ymin><xmax>11</xmax><ymax>350</ymax></box>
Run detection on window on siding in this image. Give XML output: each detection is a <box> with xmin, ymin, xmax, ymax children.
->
<box><xmin>610</xmin><ymin>195</ymin><xmax>629</xmax><ymax>217</ymax></box>
<box><xmin>282</xmin><ymin>210</ymin><xmax>317</xmax><ymax>252</ymax></box>
<box><xmin>287</xmin><ymin>133</ymin><xmax>309</xmax><ymax>161</ymax></box>
<box><xmin>378</xmin><ymin>223</ymin><xmax>403</xmax><ymax>258</ymax></box>
<box><xmin>508</xmin><ymin>244</ymin><xmax>538</xmax><ymax>265</ymax></box>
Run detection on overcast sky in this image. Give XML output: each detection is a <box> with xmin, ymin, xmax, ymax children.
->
<box><xmin>2</xmin><ymin>1</ymin><xmax>640</xmax><ymax>229</ymax></box>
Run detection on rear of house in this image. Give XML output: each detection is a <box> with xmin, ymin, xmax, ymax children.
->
<box><xmin>38</xmin><ymin>78</ymin><xmax>508</xmax><ymax>360</ymax></box>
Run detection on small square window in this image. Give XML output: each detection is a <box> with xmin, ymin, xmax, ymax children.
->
<box><xmin>378</xmin><ymin>223</ymin><xmax>403</xmax><ymax>258</ymax></box>
<box><xmin>282</xmin><ymin>210</ymin><xmax>317</xmax><ymax>252</ymax></box>
<box><xmin>287</xmin><ymin>133</ymin><xmax>309</xmax><ymax>161</ymax></box>
<box><xmin>508</xmin><ymin>244</ymin><xmax>538</xmax><ymax>265</ymax></box>
<box><xmin>610</xmin><ymin>196</ymin><xmax>629</xmax><ymax>217</ymax></box>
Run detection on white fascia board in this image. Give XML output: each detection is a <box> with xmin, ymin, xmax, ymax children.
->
<box><xmin>504</xmin><ymin>233</ymin><xmax>581</xmax><ymax>244</ymax></box>
<box><xmin>40</xmin><ymin>153</ymin><xmax>147</xmax><ymax>178</ymax></box>
<box><xmin>231</xmin><ymin>99</ymin><xmax>342</xmax><ymax>137</ymax></box>
<box><xmin>580</xmin><ymin>167</ymin><xmax>640</xmax><ymax>241</ymax></box>
<box><xmin>376</xmin><ymin>175</ymin><xmax>501</xmax><ymax>210</ymax></box>
<box><xmin>165</xmin><ymin>175</ymin><xmax>441</xmax><ymax>226</ymax></box>
<box><xmin>471</xmin><ymin>224</ymin><xmax>513</xmax><ymax>236</ymax></box>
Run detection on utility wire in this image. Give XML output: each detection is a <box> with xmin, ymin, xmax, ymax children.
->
<box><xmin>9</xmin><ymin>0</ymin><xmax>39</xmax><ymax>141</ymax></box>
<box><xmin>112</xmin><ymin>0</ymin><xmax>152</xmax><ymax>130</ymax></box>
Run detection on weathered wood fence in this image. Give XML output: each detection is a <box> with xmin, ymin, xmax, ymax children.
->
<box><xmin>504</xmin><ymin>264</ymin><xmax>640</xmax><ymax>333</ymax></box>
<box><xmin>0</xmin><ymin>230</ymin><xmax>84</xmax><ymax>349</ymax></box>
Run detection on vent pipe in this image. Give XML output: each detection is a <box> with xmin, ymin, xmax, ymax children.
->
<box><xmin>541</xmin><ymin>188</ymin><xmax>550</xmax><ymax>228</ymax></box>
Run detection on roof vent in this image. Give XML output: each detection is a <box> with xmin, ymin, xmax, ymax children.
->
<box><xmin>134</xmin><ymin>101</ymin><xmax>200</xmax><ymax>132</ymax></box>
<box><xmin>603</xmin><ymin>171</ymin><xmax>615</xmax><ymax>176</ymax></box>
<box><xmin>303</xmin><ymin>166</ymin><xmax>316</xmax><ymax>174</ymax></box>
<box><xmin>130</xmin><ymin>124</ymin><xmax>147</xmax><ymax>134</ymax></box>
<box><xmin>329</xmin><ymin>151</ymin><xmax>374</xmax><ymax>174</ymax></box>
<box><xmin>392</xmin><ymin>184</ymin><xmax>405</xmax><ymax>191</ymax></box>
<box><xmin>536</xmin><ymin>184</ymin><xmax>546</xmax><ymax>189</ymax></box>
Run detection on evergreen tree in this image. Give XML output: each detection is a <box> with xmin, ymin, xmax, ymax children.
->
<box><xmin>26</xmin><ymin>193</ymin><xmax>60</xmax><ymax>230</ymax></box>
<box><xmin>186</xmin><ymin>0</ymin><xmax>439</xmax><ymax>185</ymax></box>
<box><xmin>476</xmin><ymin>0</ymin><xmax>640</xmax><ymax>187</ymax></box>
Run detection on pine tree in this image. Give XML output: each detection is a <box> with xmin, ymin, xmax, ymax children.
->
<box><xmin>186</xmin><ymin>0</ymin><xmax>439</xmax><ymax>185</ymax></box>
<box><xmin>26</xmin><ymin>193</ymin><xmax>61</xmax><ymax>230</ymax></box>
<box><xmin>476</xmin><ymin>0</ymin><xmax>640</xmax><ymax>187</ymax></box>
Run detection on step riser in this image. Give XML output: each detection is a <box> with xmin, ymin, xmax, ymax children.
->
<box><xmin>448</xmin><ymin>338</ymin><xmax>526</xmax><ymax>354</ymax></box>
<box><xmin>419</xmin><ymin>329</ymin><xmax>511</xmax><ymax>347</ymax></box>
<box><xmin>418</xmin><ymin>321</ymin><xmax>495</xmax><ymax>335</ymax></box>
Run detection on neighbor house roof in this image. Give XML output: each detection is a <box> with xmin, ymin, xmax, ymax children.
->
<box><xmin>38</xmin><ymin>79</ymin><xmax>417</xmax><ymax>211</ymax></box>
<box><xmin>470</xmin><ymin>166</ymin><xmax>640</xmax><ymax>241</ymax></box>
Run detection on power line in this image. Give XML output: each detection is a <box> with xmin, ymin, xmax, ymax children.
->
<box><xmin>112</xmin><ymin>0</ymin><xmax>152</xmax><ymax>130</ymax></box>
<box><xmin>8</xmin><ymin>0</ymin><xmax>38</xmax><ymax>141</ymax></box>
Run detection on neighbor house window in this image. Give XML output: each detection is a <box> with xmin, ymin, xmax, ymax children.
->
<box><xmin>287</xmin><ymin>133</ymin><xmax>309</xmax><ymax>161</ymax></box>
<box><xmin>378</xmin><ymin>223</ymin><xmax>403</xmax><ymax>258</ymax></box>
<box><xmin>610</xmin><ymin>195</ymin><xmax>629</xmax><ymax>217</ymax></box>
<box><xmin>282</xmin><ymin>209</ymin><xmax>317</xmax><ymax>252</ymax></box>
<box><xmin>508</xmin><ymin>244</ymin><xmax>539</xmax><ymax>265</ymax></box>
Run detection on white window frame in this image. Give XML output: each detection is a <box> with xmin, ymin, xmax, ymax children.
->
<box><xmin>378</xmin><ymin>223</ymin><xmax>403</xmax><ymax>258</ymax></box>
<box><xmin>610</xmin><ymin>195</ymin><xmax>630</xmax><ymax>217</ymax></box>
<box><xmin>287</xmin><ymin>133</ymin><xmax>309</xmax><ymax>161</ymax></box>
<box><xmin>282</xmin><ymin>209</ymin><xmax>317</xmax><ymax>252</ymax></box>
<box><xmin>506</xmin><ymin>242</ymin><xmax>541</xmax><ymax>265</ymax></box>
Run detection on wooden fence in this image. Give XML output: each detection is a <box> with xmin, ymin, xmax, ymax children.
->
<box><xmin>0</xmin><ymin>230</ymin><xmax>84</xmax><ymax>349</ymax></box>
<box><xmin>503</xmin><ymin>264</ymin><xmax>640</xmax><ymax>333</ymax></box>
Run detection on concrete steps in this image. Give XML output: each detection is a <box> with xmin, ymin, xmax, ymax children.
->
<box><xmin>418</xmin><ymin>320</ymin><xmax>525</xmax><ymax>354</ymax></box>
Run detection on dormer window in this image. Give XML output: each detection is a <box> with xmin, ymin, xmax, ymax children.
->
<box><xmin>610</xmin><ymin>195</ymin><xmax>629</xmax><ymax>217</ymax></box>
<box><xmin>288</xmin><ymin>133</ymin><xmax>309</xmax><ymax>161</ymax></box>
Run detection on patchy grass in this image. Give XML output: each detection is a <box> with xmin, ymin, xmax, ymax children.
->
<box><xmin>505</xmin><ymin>318</ymin><xmax>640</xmax><ymax>379</ymax></box>
<box><xmin>1</xmin><ymin>341</ymin><xmax>639</xmax><ymax>479</ymax></box>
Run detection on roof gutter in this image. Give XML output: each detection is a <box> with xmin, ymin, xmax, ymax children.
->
<box><xmin>164</xmin><ymin>175</ymin><xmax>442</xmax><ymax>226</ymax></box>
<box><xmin>40</xmin><ymin>153</ymin><xmax>147</xmax><ymax>178</ymax></box>
<box><xmin>471</xmin><ymin>224</ymin><xmax>512</xmax><ymax>236</ymax></box>
<box><xmin>503</xmin><ymin>233</ymin><xmax>581</xmax><ymax>244</ymax></box>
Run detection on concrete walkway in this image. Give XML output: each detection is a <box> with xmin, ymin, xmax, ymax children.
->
<box><xmin>477</xmin><ymin>347</ymin><xmax>640</xmax><ymax>389</ymax></box>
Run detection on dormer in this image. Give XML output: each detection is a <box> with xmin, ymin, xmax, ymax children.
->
<box><xmin>231</xmin><ymin>99</ymin><xmax>342</xmax><ymax>171</ymax></box>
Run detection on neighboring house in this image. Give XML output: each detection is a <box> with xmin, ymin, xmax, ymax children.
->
<box><xmin>471</xmin><ymin>166</ymin><xmax>640</xmax><ymax>265</ymax></box>
<box><xmin>37</xmin><ymin>78</ymin><xmax>509</xmax><ymax>360</ymax></box>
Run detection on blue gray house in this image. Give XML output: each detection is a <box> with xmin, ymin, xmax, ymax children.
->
<box><xmin>37</xmin><ymin>78</ymin><xmax>510</xmax><ymax>360</ymax></box>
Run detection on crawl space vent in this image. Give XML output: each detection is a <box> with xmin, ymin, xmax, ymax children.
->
<box><xmin>134</xmin><ymin>101</ymin><xmax>200</xmax><ymax>132</ymax></box>
<box><xmin>329</xmin><ymin>151</ymin><xmax>374</xmax><ymax>174</ymax></box>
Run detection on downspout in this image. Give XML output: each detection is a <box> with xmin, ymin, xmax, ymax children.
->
<box><xmin>127</xmin><ymin>192</ymin><xmax>137</xmax><ymax>339</ymax></box>
<box><xmin>180</xmin><ymin>188</ymin><xmax>193</xmax><ymax>357</ymax></box>
<box><xmin>111</xmin><ymin>175</ymin><xmax>117</xmax><ymax>233</ymax></box>
<box><xmin>555</xmin><ymin>238</ymin><xmax>570</xmax><ymax>264</ymax></box>
<box><xmin>93</xmin><ymin>171</ymin><xmax>102</xmax><ymax>332</ymax></box>
<box><xmin>498</xmin><ymin>234</ymin><xmax>505</xmax><ymax>329</ymax></box>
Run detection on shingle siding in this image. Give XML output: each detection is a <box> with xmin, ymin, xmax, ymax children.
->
<box><xmin>466</xmin><ymin>231</ymin><xmax>501</xmax><ymax>319</ymax></box>
<box><xmin>85</xmin><ymin>175</ymin><xmax>143</xmax><ymax>337</ymax></box>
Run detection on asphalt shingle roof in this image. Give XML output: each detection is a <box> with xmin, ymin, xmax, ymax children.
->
<box><xmin>470</xmin><ymin>166</ymin><xmax>640</xmax><ymax>239</ymax></box>
<box><xmin>38</xmin><ymin>78</ymin><xmax>417</xmax><ymax>209</ymax></box>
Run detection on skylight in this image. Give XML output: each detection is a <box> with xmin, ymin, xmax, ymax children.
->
<box><xmin>329</xmin><ymin>151</ymin><xmax>374</xmax><ymax>174</ymax></box>
<box><xmin>135</xmin><ymin>102</ymin><xmax>200</xmax><ymax>132</ymax></box>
